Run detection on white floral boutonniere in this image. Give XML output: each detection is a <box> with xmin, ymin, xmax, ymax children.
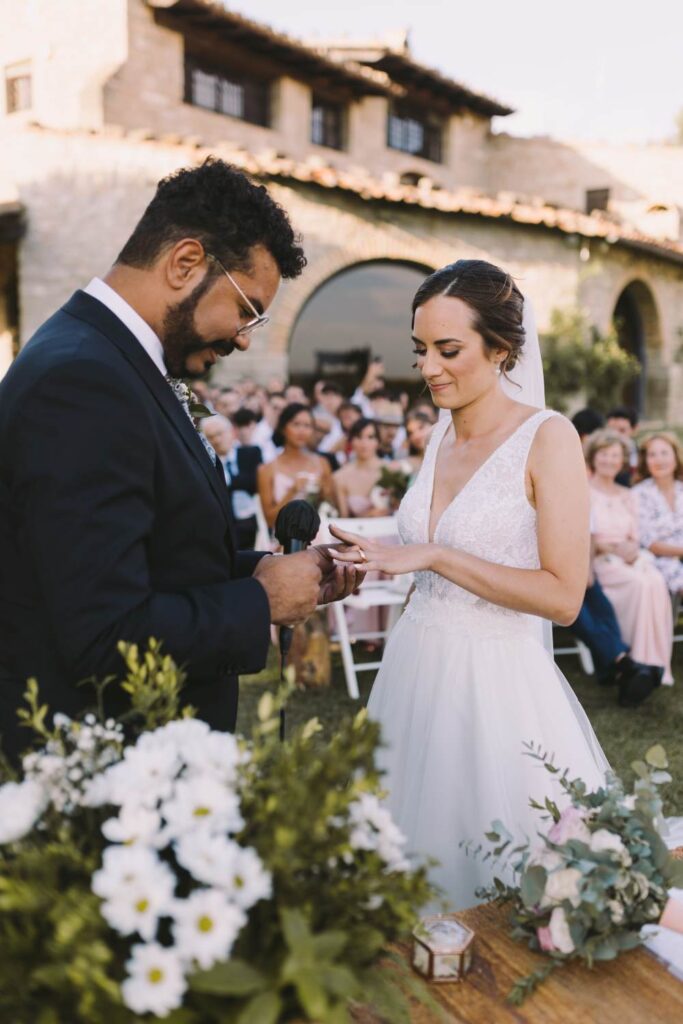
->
<box><xmin>165</xmin><ymin>377</ymin><xmax>212</xmax><ymax>424</ymax></box>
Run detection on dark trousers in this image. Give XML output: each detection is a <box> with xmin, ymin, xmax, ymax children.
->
<box><xmin>568</xmin><ymin>579</ymin><xmax>628</xmax><ymax>677</ymax></box>
<box><xmin>235</xmin><ymin>515</ymin><xmax>257</xmax><ymax>551</ymax></box>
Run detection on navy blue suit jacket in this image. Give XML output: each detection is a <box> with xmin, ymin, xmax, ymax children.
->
<box><xmin>0</xmin><ymin>291</ymin><xmax>271</xmax><ymax>761</ymax></box>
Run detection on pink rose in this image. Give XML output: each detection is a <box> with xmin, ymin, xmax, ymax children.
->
<box><xmin>537</xmin><ymin>925</ymin><xmax>556</xmax><ymax>952</ymax></box>
<box><xmin>548</xmin><ymin>806</ymin><xmax>591</xmax><ymax>846</ymax></box>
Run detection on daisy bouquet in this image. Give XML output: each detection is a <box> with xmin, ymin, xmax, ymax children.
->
<box><xmin>474</xmin><ymin>743</ymin><xmax>683</xmax><ymax>1004</ymax></box>
<box><xmin>0</xmin><ymin>641</ymin><xmax>434</xmax><ymax>1024</ymax></box>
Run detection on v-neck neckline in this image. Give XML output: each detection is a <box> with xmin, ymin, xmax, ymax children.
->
<box><xmin>426</xmin><ymin>410</ymin><xmax>544</xmax><ymax>544</ymax></box>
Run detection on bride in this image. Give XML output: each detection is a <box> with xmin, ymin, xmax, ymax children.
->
<box><xmin>330</xmin><ymin>259</ymin><xmax>609</xmax><ymax>910</ymax></box>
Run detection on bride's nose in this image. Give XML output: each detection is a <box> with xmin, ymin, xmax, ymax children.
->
<box><xmin>422</xmin><ymin>347</ymin><xmax>444</xmax><ymax>380</ymax></box>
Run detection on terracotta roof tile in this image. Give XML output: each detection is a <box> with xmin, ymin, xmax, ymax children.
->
<box><xmin>24</xmin><ymin>122</ymin><xmax>683</xmax><ymax>266</ymax></box>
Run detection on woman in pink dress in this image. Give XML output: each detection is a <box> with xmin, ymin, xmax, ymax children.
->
<box><xmin>633</xmin><ymin>432</ymin><xmax>683</xmax><ymax>596</ymax></box>
<box><xmin>332</xmin><ymin>419</ymin><xmax>387</xmax><ymax>518</ymax></box>
<box><xmin>586</xmin><ymin>429</ymin><xmax>673</xmax><ymax>684</ymax></box>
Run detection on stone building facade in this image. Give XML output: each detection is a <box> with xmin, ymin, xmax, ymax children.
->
<box><xmin>1</xmin><ymin>0</ymin><xmax>682</xmax><ymax>420</ymax></box>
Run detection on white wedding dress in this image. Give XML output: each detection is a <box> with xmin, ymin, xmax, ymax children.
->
<box><xmin>367</xmin><ymin>408</ymin><xmax>610</xmax><ymax>909</ymax></box>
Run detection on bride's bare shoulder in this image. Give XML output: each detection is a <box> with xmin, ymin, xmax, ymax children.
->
<box><xmin>530</xmin><ymin>412</ymin><xmax>583</xmax><ymax>463</ymax></box>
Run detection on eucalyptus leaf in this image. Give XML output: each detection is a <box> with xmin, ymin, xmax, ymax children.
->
<box><xmin>520</xmin><ymin>864</ymin><xmax>547</xmax><ymax>908</ymax></box>
<box><xmin>645</xmin><ymin>745</ymin><xmax>668</xmax><ymax>770</ymax></box>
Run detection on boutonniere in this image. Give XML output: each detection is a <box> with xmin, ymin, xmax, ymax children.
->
<box><xmin>165</xmin><ymin>377</ymin><xmax>212</xmax><ymax>423</ymax></box>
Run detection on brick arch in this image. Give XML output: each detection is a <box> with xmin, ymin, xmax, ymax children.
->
<box><xmin>267</xmin><ymin>242</ymin><xmax>441</xmax><ymax>358</ymax></box>
<box><xmin>612</xmin><ymin>277</ymin><xmax>663</xmax><ymax>415</ymax></box>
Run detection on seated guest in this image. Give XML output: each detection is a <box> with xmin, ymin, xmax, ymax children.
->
<box><xmin>571</xmin><ymin>407</ymin><xmax>605</xmax><ymax>443</ymax></box>
<box><xmin>371</xmin><ymin>394</ymin><xmax>407</xmax><ymax>459</ymax></box>
<box><xmin>201</xmin><ymin>415</ymin><xmax>262</xmax><ymax>550</ymax></box>
<box><xmin>233</xmin><ymin>406</ymin><xmax>278</xmax><ymax>464</ymax></box>
<box><xmin>332</xmin><ymin>419</ymin><xmax>387</xmax><ymax>518</ymax></box>
<box><xmin>569</xmin><ymin>537</ymin><xmax>663</xmax><ymax>706</ymax></box>
<box><xmin>312</xmin><ymin>412</ymin><xmax>342</xmax><ymax>472</ymax></box>
<box><xmin>338</xmin><ymin>401</ymin><xmax>363</xmax><ymax>434</ymax></box>
<box><xmin>634</xmin><ymin>432</ymin><xmax>683</xmax><ymax>596</ymax></box>
<box><xmin>586</xmin><ymin>429</ymin><xmax>674</xmax><ymax>684</ymax></box>
<box><xmin>214</xmin><ymin>387</ymin><xmax>241</xmax><ymax>418</ymax></box>
<box><xmin>404</xmin><ymin>410</ymin><xmax>433</xmax><ymax>481</ymax></box>
<box><xmin>284</xmin><ymin>383</ymin><xmax>309</xmax><ymax>406</ymax></box>
<box><xmin>257</xmin><ymin>403</ymin><xmax>333</xmax><ymax>529</ymax></box>
<box><xmin>606</xmin><ymin>405</ymin><xmax>639</xmax><ymax>486</ymax></box>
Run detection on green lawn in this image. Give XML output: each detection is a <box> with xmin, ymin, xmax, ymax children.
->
<box><xmin>237</xmin><ymin>635</ymin><xmax>683</xmax><ymax>817</ymax></box>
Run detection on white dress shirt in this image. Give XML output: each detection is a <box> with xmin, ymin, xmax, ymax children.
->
<box><xmin>84</xmin><ymin>277</ymin><xmax>167</xmax><ymax>376</ymax></box>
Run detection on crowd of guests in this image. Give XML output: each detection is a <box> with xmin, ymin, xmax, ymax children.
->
<box><xmin>196</xmin><ymin>369</ymin><xmax>682</xmax><ymax>709</ymax></box>
<box><xmin>571</xmin><ymin>406</ymin><xmax>683</xmax><ymax>706</ymax></box>
<box><xmin>192</xmin><ymin>358</ymin><xmax>438</xmax><ymax>545</ymax></box>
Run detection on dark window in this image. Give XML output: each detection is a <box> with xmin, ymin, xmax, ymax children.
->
<box><xmin>311</xmin><ymin>99</ymin><xmax>345</xmax><ymax>150</ymax></box>
<box><xmin>5</xmin><ymin>68</ymin><xmax>31</xmax><ymax>113</ymax></box>
<box><xmin>184</xmin><ymin>59</ymin><xmax>270</xmax><ymax>127</ymax></box>
<box><xmin>387</xmin><ymin>104</ymin><xmax>442</xmax><ymax>163</ymax></box>
<box><xmin>586</xmin><ymin>188</ymin><xmax>610</xmax><ymax>214</ymax></box>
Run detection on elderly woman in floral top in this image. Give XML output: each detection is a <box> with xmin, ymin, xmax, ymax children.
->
<box><xmin>634</xmin><ymin>432</ymin><xmax>683</xmax><ymax>595</ymax></box>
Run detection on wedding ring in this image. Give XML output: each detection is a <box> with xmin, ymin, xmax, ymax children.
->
<box><xmin>357</xmin><ymin>546</ymin><xmax>367</xmax><ymax>562</ymax></box>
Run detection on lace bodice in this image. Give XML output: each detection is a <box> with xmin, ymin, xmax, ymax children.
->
<box><xmin>398</xmin><ymin>409</ymin><xmax>558</xmax><ymax>637</ymax></box>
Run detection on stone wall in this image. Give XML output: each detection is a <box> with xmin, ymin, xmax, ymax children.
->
<box><xmin>2</xmin><ymin>123</ymin><xmax>682</xmax><ymax>421</ymax></box>
<box><xmin>0</xmin><ymin>0</ymin><xmax>128</xmax><ymax>129</ymax></box>
<box><xmin>99</xmin><ymin>0</ymin><xmax>490</xmax><ymax>190</ymax></box>
<box><xmin>488</xmin><ymin>134</ymin><xmax>683</xmax><ymax>241</ymax></box>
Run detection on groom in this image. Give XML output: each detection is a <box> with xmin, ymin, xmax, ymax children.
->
<box><xmin>0</xmin><ymin>158</ymin><xmax>361</xmax><ymax>764</ymax></box>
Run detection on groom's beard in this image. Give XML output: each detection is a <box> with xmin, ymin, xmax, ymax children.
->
<box><xmin>161</xmin><ymin>277</ymin><xmax>235</xmax><ymax>379</ymax></box>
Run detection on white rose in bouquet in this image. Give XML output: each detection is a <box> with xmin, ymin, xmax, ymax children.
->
<box><xmin>548</xmin><ymin>907</ymin><xmax>575</xmax><ymax>954</ymax></box>
<box><xmin>589</xmin><ymin>828</ymin><xmax>631</xmax><ymax>865</ymax></box>
<box><xmin>542</xmin><ymin>867</ymin><xmax>583</xmax><ymax>908</ymax></box>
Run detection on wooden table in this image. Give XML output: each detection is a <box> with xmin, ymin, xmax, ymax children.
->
<box><xmin>353</xmin><ymin>900</ymin><xmax>683</xmax><ymax>1024</ymax></box>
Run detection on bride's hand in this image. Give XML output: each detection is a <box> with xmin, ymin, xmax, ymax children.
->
<box><xmin>328</xmin><ymin>524</ymin><xmax>432</xmax><ymax>575</ymax></box>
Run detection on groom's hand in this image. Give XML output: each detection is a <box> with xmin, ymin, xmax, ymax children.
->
<box><xmin>253</xmin><ymin>551</ymin><xmax>322</xmax><ymax>625</ymax></box>
<box><xmin>310</xmin><ymin>545</ymin><xmax>365</xmax><ymax>605</ymax></box>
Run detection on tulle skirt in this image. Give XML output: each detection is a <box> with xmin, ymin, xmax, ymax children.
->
<box><xmin>367</xmin><ymin>609</ymin><xmax>609</xmax><ymax>910</ymax></box>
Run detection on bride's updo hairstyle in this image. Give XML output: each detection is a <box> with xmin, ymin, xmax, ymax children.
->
<box><xmin>411</xmin><ymin>259</ymin><xmax>525</xmax><ymax>374</ymax></box>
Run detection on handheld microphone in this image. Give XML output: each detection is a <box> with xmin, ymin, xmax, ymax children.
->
<box><xmin>273</xmin><ymin>500</ymin><xmax>321</xmax><ymax>739</ymax></box>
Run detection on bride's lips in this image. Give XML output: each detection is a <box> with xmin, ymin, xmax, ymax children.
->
<box><xmin>428</xmin><ymin>382</ymin><xmax>451</xmax><ymax>392</ymax></box>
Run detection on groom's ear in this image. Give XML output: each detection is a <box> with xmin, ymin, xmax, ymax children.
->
<box><xmin>164</xmin><ymin>238</ymin><xmax>207</xmax><ymax>293</ymax></box>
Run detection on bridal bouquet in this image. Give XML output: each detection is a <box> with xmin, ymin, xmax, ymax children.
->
<box><xmin>0</xmin><ymin>641</ymin><xmax>434</xmax><ymax>1023</ymax></box>
<box><xmin>375</xmin><ymin>463</ymin><xmax>412</xmax><ymax>512</ymax></box>
<box><xmin>474</xmin><ymin>743</ymin><xmax>683</xmax><ymax>1004</ymax></box>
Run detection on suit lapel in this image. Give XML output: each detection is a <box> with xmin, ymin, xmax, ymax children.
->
<box><xmin>62</xmin><ymin>291</ymin><xmax>233</xmax><ymax>527</ymax></box>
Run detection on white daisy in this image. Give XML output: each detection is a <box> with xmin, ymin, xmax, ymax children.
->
<box><xmin>172</xmin><ymin>889</ymin><xmax>246</xmax><ymax>969</ymax></box>
<box><xmin>102</xmin><ymin>804</ymin><xmax>162</xmax><ymax>846</ymax></box>
<box><xmin>92</xmin><ymin>845</ymin><xmax>165</xmax><ymax>900</ymax></box>
<box><xmin>160</xmin><ymin>775</ymin><xmax>243</xmax><ymax>841</ymax></box>
<box><xmin>121</xmin><ymin>942</ymin><xmax>186</xmax><ymax>1017</ymax></box>
<box><xmin>0</xmin><ymin>780</ymin><xmax>48</xmax><ymax>843</ymax></box>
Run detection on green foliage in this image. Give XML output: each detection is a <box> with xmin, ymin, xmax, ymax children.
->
<box><xmin>0</xmin><ymin>643</ymin><xmax>435</xmax><ymax>1023</ymax></box>
<box><xmin>185</xmin><ymin>688</ymin><xmax>434</xmax><ymax>1022</ymax></box>
<box><xmin>474</xmin><ymin>742</ymin><xmax>683</xmax><ymax>1004</ymax></box>
<box><xmin>377</xmin><ymin>464</ymin><xmax>410</xmax><ymax>507</ymax></box>
<box><xmin>541</xmin><ymin>307</ymin><xmax>641</xmax><ymax>413</ymax></box>
<box><xmin>118</xmin><ymin>638</ymin><xmax>194</xmax><ymax>729</ymax></box>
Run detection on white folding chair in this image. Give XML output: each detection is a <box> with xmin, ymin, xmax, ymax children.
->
<box><xmin>552</xmin><ymin>626</ymin><xmax>595</xmax><ymax>675</ymax></box>
<box><xmin>318</xmin><ymin>514</ymin><xmax>412</xmax><ymax>699</ymax></box>
<box><xmin>253</xmin><ymin>495</ymin><xmax>274</xmax><ymax>552</ymax></box>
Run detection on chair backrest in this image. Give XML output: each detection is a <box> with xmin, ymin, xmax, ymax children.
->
<box><xmin>316</xmin><ymin>514</ymin><xmax>400</xmax><ymax>545</ymax></box>
<box><xmin>253</xmin><ymin>494</ymin><xmax>274</xmax><ymax>552</ymax></box>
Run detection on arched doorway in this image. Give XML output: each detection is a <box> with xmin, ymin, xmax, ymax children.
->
<box><xmin>288</xmin><ymin>260</ymin><xmax>429</xmax><ymax>394</ymax></box>
<box><xmin>612</xmin><ymin>280</ymin><xmax>661</xmax><ymax>416</ymax></box>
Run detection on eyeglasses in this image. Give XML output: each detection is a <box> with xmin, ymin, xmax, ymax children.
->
<box><xmin>206</xmin><ymin>254</ymin><xmax>270</xmax><ymax>337</ymax></box>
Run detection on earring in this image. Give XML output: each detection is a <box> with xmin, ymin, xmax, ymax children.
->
<box><xmin>495</xmin><ymin>363</ymin><xmax>502</xmax><ymax>376</ymax></box>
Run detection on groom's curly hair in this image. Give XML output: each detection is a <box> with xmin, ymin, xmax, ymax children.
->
<box><xmin>116</xmin><ymin>157</ymin><xmax>306</xmax><ymax>279</ymax></box>
<box><xmin>411</xmin><ymin>259</ymin><xmax>525</xmax><ymax>373</ymax></box>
